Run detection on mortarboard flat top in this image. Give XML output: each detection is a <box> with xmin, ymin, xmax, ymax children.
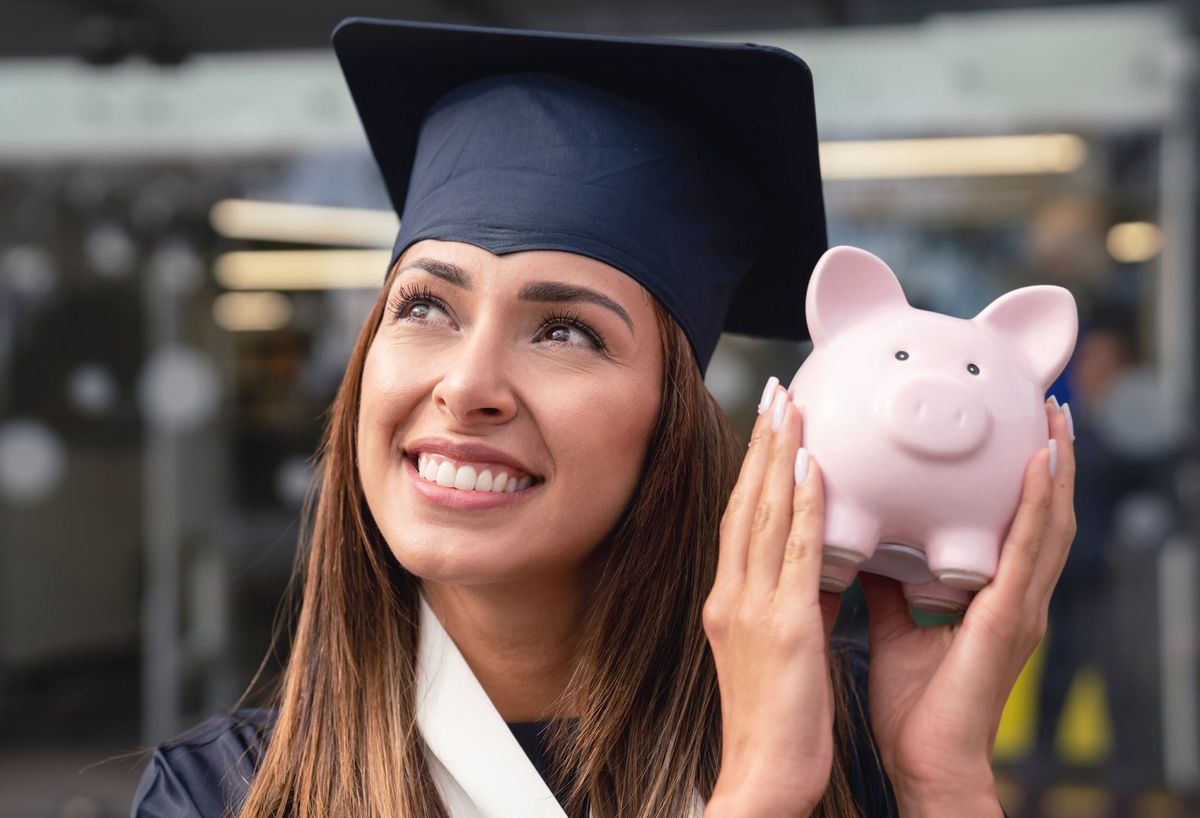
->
<box><xmin>333</xmin><ymin>17</ymin><xmax>826</xmax><ymax>355</ymax></box>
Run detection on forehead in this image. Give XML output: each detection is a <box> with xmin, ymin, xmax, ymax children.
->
<box><xmin>395</xmin><ymin>239</ymin><xmax>653</xmax><ymax>307</ymax></box>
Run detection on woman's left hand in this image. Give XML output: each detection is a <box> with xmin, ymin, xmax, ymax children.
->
<box><xmin>861</xmin><ymin>399</ymin><xmax>1077</xmax><ymax>814</ymax></box>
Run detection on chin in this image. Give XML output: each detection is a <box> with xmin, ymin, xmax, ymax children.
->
<box><xmin>386</xmin><ymin>533</ymin><xmax>547</xmax><ymax>587</ymax></box>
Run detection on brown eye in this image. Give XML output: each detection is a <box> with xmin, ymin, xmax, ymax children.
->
<box><xmin>895</xmin><ymin>350</ymin><xmax>909</xmax><ymax>361</ymax></box>
<box><xmin>967</xmin><ymin>363</ymin><xmax>980</xmax><ymax>375</ymax></box>
<box><xmin>534</xmin><ymin>312</ymin><xmax>607</xmax><ymax>352</ymax></box>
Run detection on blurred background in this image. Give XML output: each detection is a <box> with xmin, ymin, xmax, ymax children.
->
<box><xmin>0</xmin><ymin>1</ymin><xmax>1197</xmax><ymax>816</ymax></box>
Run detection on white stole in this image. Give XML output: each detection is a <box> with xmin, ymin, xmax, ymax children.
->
<box><xmin>416</xmin><ymin>596</ymin><xmax>568</xmax><ymax>817</ymax></box>
<box><xmin>415</xmin><ymin>597</ymin><xmax>705</xmax><ymax>818</ymax></box>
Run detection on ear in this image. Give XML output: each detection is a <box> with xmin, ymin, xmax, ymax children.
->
<box><xmin>973</xmin><ymin>286</ymin><xmax>1079</xmax><ymax>389</ymax></box>
<box><xmin>806</xmin><ymin>246</ymin><xmax>909</xmax><ymax>346</ymax></box>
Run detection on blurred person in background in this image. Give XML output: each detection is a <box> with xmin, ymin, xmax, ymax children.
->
<box><xmin>1021</xmin><ymin>192</ymin><xmax>1153</xmax><ymax>812</ymax></box>
<box><xmin>128</xmin><ymin>19</ymin><xmax>1078</xmax><ymax>818</ymax></box>
<box><xmin>1028</xmin><ymin>305</ymin><xmax>1140</xmax><ymax>792</ymax></box>
<box><xmin>1020</xmin><ymin>185</ymin><xmax>1186</xmax><ymax>818</ymax></box>
<box><xmin>1024</xmin><ymin>195</ymin><xmax>1113</xmax><ymax>303</ymax></box>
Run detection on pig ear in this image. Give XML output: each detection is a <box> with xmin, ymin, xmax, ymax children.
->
<box><xmin>806</xmin><ymin>246</ymin><xmax>909</xmax><ymax>345</ymax></box>
<box><xmin>973</xmin><ymin>286</ymin><xmax>1079</xmax><ymax>388</ymax></box>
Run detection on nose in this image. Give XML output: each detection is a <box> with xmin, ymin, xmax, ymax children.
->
<box><xmin>431</xmin><ymin>326</ymin><xmax>518</xmax><ymax>426</ymax></box>
<box><xmin>882</xmin><ymin>373</ymin><xmax>991</xmax><ymax>459</ymax></box>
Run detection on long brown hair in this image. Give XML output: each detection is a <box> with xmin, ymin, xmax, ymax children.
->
<box><xmin>234</xmin><ymin>272</ymin><xmax>861</xmax><ymax>818</ymax></box>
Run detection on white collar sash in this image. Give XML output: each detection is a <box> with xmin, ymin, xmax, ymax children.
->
<box><xmin>415</xmin><ymin>596</ymin><xmax>704</xmax><ymax>818</ymax></box>
<box><xmin>416</xmin><ymin>596</ymin><xmax>570</xmax><ymax>818</ymax></box>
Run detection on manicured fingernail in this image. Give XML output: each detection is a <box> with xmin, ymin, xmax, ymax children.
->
<box><xmin>757</xmin><ymin>376</ymin><xmax>780</xmax><ymax>414</ymax></box>
<box><xmin>1047</xmin><ymin>395</ymin><xmax>1060</xmax><ymax>413</ymax></box>
<box><xmin>1061</xmin><ymin>402</ymin><xmax>1076</xmax><ymax>441</ymax></box>
<box><xmin>770</xmin><ymin>391</ymin><xmax>787</xmax><ymax>431</ymax></box>
<box><xmin>794</xmin><ymin>447</ymin><xmax>809</xmax><ymax>484</ymax></box>
<box><xmin>1048</xmin><ymin>439</ymin><xmax>1058</xmax><ymax>478</ymax></box>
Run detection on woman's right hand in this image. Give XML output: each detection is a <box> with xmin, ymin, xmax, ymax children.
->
<box><xmin>702</xmin><ymin>382</ymin><xmax>841</xmax><ymax>818</ymax></box>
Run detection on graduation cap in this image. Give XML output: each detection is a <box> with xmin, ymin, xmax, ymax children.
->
<box><xmin>333</xmin><ymin>18</ymin><xmax>826</xmax><ymax>372</ymax></box>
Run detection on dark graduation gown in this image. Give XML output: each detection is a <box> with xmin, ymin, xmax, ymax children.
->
<box><xmin>129</xmin><ymin>642</ymin><xmax>898</xmax><ymax>818</ymax></box>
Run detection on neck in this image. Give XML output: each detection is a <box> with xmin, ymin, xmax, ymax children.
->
<box><xmin>422</xmin><ymin>573</ymin><xmax>591</xmax><ymax>722</ymax></box>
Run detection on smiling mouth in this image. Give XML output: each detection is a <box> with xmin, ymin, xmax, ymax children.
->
<box><xmin>409</xmin><ymin>452</ymin><xmax>539</xmax><ymax>494</ymax></box>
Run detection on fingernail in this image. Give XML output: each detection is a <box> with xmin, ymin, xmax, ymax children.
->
<box><xmin>1047</xmin><ymin>395</ymin><xmax>1060</xmax><ymax>413</ymax></box>
<box><xmin>770</xmin><ymin>391</ymin><xmax>787</xmax><ymax>432</ymax></box>
<box><xmin>794</xmin><ymin>447</ymin><xmax>810</xmax><ymax>484</ymax></box>
<box><xmin>1061</xmin><ymin>402</ymin><xmax>1076</xmax><ymax>441</ymax></box>
<box><xmin>757</xmin><ymin>376</ymin><xmax>780</xmax><ymax>414</ymax></box>
<box><xmin>1048</xmin><ymin>439</ymin><xmax>1058</xmax><ymax>478</ymax></box>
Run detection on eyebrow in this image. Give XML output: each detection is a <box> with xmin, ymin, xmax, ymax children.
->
<box><xmin>399</xmin><ymin>257</ymin><xmax>470</xmax><ymax>289</ymax></box>
<box><xmin>398</xmin><ymin>257</ymin><xmax>634</xmax><ymax>335</ymax></box>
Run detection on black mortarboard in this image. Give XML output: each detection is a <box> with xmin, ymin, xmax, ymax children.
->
<box><xmin>333</xmin><ymin>18</ymin><xmax>826</xmax><ymax>371</ymax></box>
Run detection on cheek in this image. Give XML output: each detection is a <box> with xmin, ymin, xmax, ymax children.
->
<box><xmin>357</xmin><ymin>344</ymin><xmax>425</xmax><ymax>477</ymax></box>
<box><xmin>545</xmin><ymin>375</ymin><xmax>661</xmax><ymax>505</ymax></box>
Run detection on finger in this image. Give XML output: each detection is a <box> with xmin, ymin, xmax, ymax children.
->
<box><xmin>1028</xmin><ymin>401</ymin><xmax>1078</xmax><ymax>600</ymax></box>
<box><xmin>745</xmin><ymin>396</ymin><xmax>804</xmax><ymax>595</ymax></box>
<box><xmin>713</xmin><ymin>382</ymin><xmax>785</xmax><ymax>591</ymax></box>
<box><xmin>986</xmin><ymin>444</ymin><xmax>1054</xmax><ymax>604</ymax></box>
<box><xmin>859</xmin><ymin>572</ymin><xmax>918</xmax><ymax>649</ymax></box>
<box><xmin>776</xmin><ymin>453</ymin><xmax>827</xmax><ymax>609</ymax></box>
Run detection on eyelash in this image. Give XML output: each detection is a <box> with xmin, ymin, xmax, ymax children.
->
<box><xmin>536</xmin><ymin>309</ymin><xmax>608</xmax><ymax>353</ymax></box>
<box><xmin>388</xmin><ymin>283</ymin><xmax>446</xmax><ymax>322</ymax></box>
<box><xmin>387</xmin><ymin>284</ymin><xmax>609</xmax><ymax>354</ymax></box>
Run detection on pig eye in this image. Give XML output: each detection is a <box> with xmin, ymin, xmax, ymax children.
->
<box><xmin>894</xmin><ymin>350</ymin><xmax>909</xmax><ymax>361</ymax></box>
<box><xmin>967</xmin><ymin>363</ymin><xmax>980</xmax><ymax>375</ymax></box>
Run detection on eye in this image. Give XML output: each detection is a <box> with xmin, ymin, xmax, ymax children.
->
<box><xmin>406</xmin><ymin>302</ymin><xmax>440</xmax><ymax>320</ymax></box>
<box><xmin>534</xmin><ymin>311</ymin><xmax>607</xmax><ymax>353</ymax></box>
<box><xmin>389</xmin><ymin>284</ymin><xmax>454</xmax><ymax>327</ymax></box>
<box><xmin>895</xmin><ymin>350</ymin><xmax>909</xmax><ymax>361</ymax></box>
<box><xmin>543</xmin><ymin>325</ymin><xmax>579</xmax><ymax>344</ymax></box>
<box><xmin>967</xmin><ymin>363</ymin><xmax>980</xmax><ymax>375</ymax></box>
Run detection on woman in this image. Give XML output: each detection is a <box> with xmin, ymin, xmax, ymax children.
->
<box><xmin>131</xmin><ymin>19</ymin><xmax>1076</xmax><ymax>818</ymax></box>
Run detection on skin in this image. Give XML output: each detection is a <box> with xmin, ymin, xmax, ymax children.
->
<box><xmin>356</xmin><ymin>239</ymin><xmax>663</xmax><ymax>721</ymax></box>
<box><xmin>704</xmin><ymin>385</ymin><xmax>1076</xmax><ymax>817</ymax></box>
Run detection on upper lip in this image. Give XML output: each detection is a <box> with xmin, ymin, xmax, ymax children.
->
<box><xmin>404</xmin><ymin>437</ymin><xmax>540</xmax><ymax>478</ymax></box>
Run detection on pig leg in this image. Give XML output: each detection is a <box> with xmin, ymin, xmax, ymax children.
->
<box><xmin>924</xmin><ymin>528</ymin><xmax>1001</xmax><ymax>591</ymax></box>
<box><xmin>822</xmin><ymin>501</ymin><xmax>882</xmax><ymax>568</ymax></box>
<box><xmin>903</xmin><ymin>578</ymin><xmax>973</xmax><ymax>614</ymax></box>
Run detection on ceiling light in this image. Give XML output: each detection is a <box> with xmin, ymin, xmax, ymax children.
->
<box><xmin>209</xmin><ymin>199</ymin><xmax>398</xmax><ymax>247</ymax></box>
<box><xmin>214</xmin><ymin>250</ymin><xmax>389</xmax><ymax>290</ymax></box>
<box><xmin>820</xmin><ymin>134</ymin><xmax>1087</xmax><ymax>179</ymax></box>
<box><xmin>1107</xmin><ymin>221</ymin><xmax>1163</xmax><ymax>263</ymax></box>
<box><xmin>212</xmin><ymin>291</ymin><xmax>294</xmax><ymax>331</ymax></box>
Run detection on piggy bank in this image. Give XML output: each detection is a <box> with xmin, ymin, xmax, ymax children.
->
<box><xmin>788</xmin><ymin>246</ymin><xmax>1077</xmax><ymax>614</ymax></box>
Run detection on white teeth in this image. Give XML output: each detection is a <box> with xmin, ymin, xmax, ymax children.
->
<box><xmin>453</xmin><ymin>465</ymin><xmax>477</xmax><ymax>490</ymax></box>
<box><xmin>414</xmin><ymin>456</ymin><xmax>534</xmax><ymax>494</ymax></box>
<box><xmin>435</xmin><ymin>461</ymin><xmax>456</xmax><ymax>487</ymax></box>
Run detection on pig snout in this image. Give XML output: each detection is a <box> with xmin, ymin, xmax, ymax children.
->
<box><xmin>882</xmin><ymin>374</ymin><xmax>992</xmax><ymax>459</ymax></box>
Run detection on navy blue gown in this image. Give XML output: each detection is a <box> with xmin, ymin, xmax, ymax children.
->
<box><xmin>130</xmin><ymin>644</ymin><xmax>898</xmax><ymax>817</ymax></box>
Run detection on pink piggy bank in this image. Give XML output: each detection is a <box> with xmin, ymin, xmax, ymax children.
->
<box><xmin>787</xmin><ymin>246</ymin><xmax>1078</xmax><ymax>614</ymax></box>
